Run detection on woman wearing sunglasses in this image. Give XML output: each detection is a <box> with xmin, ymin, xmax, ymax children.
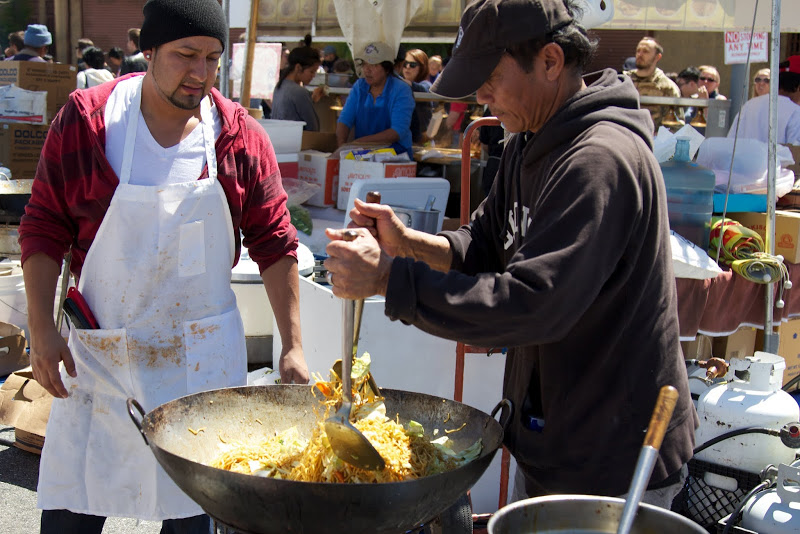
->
<box><xmin>401</xmin><ymin>48</ymin><xmax>433</xmax><ymax>143</ymax></box>
<box><xmin>698</xmin><ymin>65</ymin><xmax>726</xmax><ymax>100</ymax></box>
<box><xmin>402</xmin><ymin>49</ymin><xmax>432</xmax><ymax>90</ymax></box>
<box><xmin>752</xmin><ymin>68</ymin><xmax>770</xmax><ymax>98</ymax></box>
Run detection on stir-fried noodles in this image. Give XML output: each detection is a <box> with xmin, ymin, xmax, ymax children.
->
<box><xmin>210</xmin><ymin>354</ymin><xmax>482</xmax><ymax>483</ymax></box>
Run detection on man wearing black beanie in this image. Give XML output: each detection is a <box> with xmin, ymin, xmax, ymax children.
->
<box><xmin>139</xmin><ymin>0</ymin><xmax>229</xmax><ymax>52</ymax></box>
<box><xmin>22</xmin><ymin>1</ymin><xmax>309</xmax><ymax>532</ymax></box>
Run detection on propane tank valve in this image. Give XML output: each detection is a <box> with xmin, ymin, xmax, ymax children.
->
<box><xmin>780</xmin><ymin>422</ymin><xmax>800</xmax><ymax>449</ymax></box>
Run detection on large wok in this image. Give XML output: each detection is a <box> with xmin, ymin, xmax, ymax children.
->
<box><xmin>128</xmin><ymin>385</ymin><xmax>507</xmax><ymax>534</ymax></box>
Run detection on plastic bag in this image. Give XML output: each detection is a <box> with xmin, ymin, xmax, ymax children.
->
<box><xmin>653</xmin><ymin>125</ymin><xmax>705</xmax><ymax>163</ymax></box>
<box><xmin>282</xmin><ymin>177</ymin><xmax>320</xmax><ymax>207</ymax></box>
<box><xmin>696</xmin><ymin>137</ymin><xmax>795</xmax><ymax>197</ymax></box>
<box><xmin>289</xmin><ymin>205</ymin><xmax>313</xmax><ymax>236</ymax></box>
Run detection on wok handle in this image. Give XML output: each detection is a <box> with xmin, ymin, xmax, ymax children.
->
<box><xmin>127</xmin><ymin>398</ymin><xmax>150</xmax><ymax>446</ymax></box>
<box><xmin>490</xmin><ymin>399</ymin><xmax>514</xmax><ymax>432</ymax></box>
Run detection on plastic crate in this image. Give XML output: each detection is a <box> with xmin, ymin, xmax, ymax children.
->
<box><xmin>672</xmin><ymin>458</ymin><xmax>761</xmax><ymax>532</ymax></box>
<box><xmin>715</xmin><ymin>514</ymin><xmax>758</xmax><ymax>534</ymax></box>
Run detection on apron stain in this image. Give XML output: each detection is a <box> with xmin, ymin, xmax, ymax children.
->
<box><xmin>127</xmin><ymin>336</ymin><xmax>184</xmax><ymax>368</ymax></box>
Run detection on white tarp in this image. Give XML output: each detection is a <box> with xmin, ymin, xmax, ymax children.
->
<box><xmin>231</xmin><ymin>0</ymin><xmax>799</xmax><ymax>36</ymax></box>
<box><xmin>333</xmin><ymin>0</ymin><xmax>424</xmax><ymax>62</ymax></box>
<box><xmin>609</xmin><ymin>0</ymin><xmax>800</xmax><ymax>31</ymax></box>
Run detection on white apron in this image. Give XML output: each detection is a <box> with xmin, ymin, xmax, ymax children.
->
<box><xmin>37</xmin><ymin>80</ymin><xmax>247</xmax><ymax>520</ymax></box>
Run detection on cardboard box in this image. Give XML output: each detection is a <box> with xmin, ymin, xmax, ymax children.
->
<box><xmin>681</xmin><ymin>335</ymin><xmax>713</xmax><ymax>360</ymax></box>
<box><xmin>298</xmin><ymin>150</ymin><xmax>339</xmax><ymax>207</ymax></box>
<box><xmin>277</xmin><ymin>154</ymin><xmax>299</xmax><ymax>179</ymax></box>
<box><xmin>301</xmin><ymin>131</ymin><xmax>338</xmax><ymax>152</ymax></box>
<box><xmin>755</xmin><ymin>319</ymin><xmax>800</xmax><ymax>389</ymax></box>
<box><xmin>728</xmin><ymin>210</ymin><xmax>800</xmax><ymax>264</ymax></box>
<box><xmin>681</xmin><ymin>327</ymin><xmax>757</xmax><ymax>361</ymax></box>
<box><xmin>0</xmin><ymin>122</ymin><xmax>48</xmax><ymax>180</ymax></box>
<box><xmin>0</xmin><ymin>368</ymin><xmax>53</xmax><ymax>455</ymax></box>
<box><xmin>337</xmin><ymin>159</ymin><xmax>417</xmax><ymax>209</ymax></box>
<box><xmin>712</xmin><ymin>327</ymin><xmax>757</xmax><ymax>360</ymax></box>
<box><xmin>0</xmin><ymin>62</ymin><xmax>76</xmax><ymax>122</ymax></box>
<box><xmin>0</xmin><ymin>85</ymin><xmax>47</xmax><ymax>124</ymax></box>
<box><xmin>278</xmin><ymin>160</ymin><xmax>298</xmax><ymax>178</ymax></box>
<box><xmin>0</xmin><ymin>322</ymin><xmax>27</xmax><ymax>376</ymax></box>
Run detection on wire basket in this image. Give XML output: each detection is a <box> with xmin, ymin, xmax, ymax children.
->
<box><xmin>715</xmin><ymin>513</ymin><xmax>758</xmax><ymax>534</ymax></box>
<box><xmin>672</xmin><ymin>458</ymin><xmax>761</xmax><ymax>532</ymax></box>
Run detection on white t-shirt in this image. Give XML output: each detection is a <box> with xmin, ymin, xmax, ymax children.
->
<box><xmin>104</xmin><ymin>76</ymin><xmax>222</xmax><ymax>186</ymax></box>
<box><xmin>76</xmin><ymin>68</ymin><xmax>115</xmax><ymax>89</ymax></box>
<box><xmin>727</xmin><ymin>94</ymin><xmax>800</xmax><ymax>146</ymax></box>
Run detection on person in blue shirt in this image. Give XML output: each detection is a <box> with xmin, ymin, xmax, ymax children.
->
<box><xmin>336</xmin><ymin>41</ymin><xmax>415</xmax><ymax>155</ymax></box>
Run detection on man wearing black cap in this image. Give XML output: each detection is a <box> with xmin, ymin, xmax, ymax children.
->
<box><xmin>326</xmin><ymin>0</ymin><xmax>696</xmax><ymax>505</ymax></box>
<box><xmin>21</xmin><ymin>0</ymin><xmax>308</xmax><ymax>531</ymax></box>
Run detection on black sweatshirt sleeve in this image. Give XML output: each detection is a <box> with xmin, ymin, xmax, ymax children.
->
<box><xmin>385</xmin><ymin>125</ymin><xmax>649</xmax><ymax>349</ymax></box>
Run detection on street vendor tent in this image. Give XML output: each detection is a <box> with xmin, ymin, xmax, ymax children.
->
<box><xmin>228</xmin><ymin>0</ymin><xmax>800</xmax><ymax>39</ymax></box>
<box><xmin>604</xmin><ymin>0</ymin><xmax>800</xmax><ymax>31</ymax></box>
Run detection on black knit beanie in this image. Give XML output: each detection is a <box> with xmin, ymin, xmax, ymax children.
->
<box><xmin>140</xmin><ymin>0</ymin><xmax>228</xmax><ymax>52</ymax></box>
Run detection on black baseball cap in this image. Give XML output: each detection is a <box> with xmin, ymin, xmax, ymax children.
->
<box><xmin>431</xmin><ymin>0</ymin><xmax>573</xmax><ymax>98</ymax></box>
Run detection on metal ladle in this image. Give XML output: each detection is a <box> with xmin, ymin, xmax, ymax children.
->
<box><xmin>323</xmin><ymin>227</ymin><xmax>386</xmax><ymax>471</ymax></box>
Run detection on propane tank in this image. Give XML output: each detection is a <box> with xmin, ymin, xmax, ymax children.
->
<box><xmin>687</xmin><ymin>363</ymin><xmax>711</xmax><ymax>407</ymax></box>
<box><xmin>741</xmin><ymin>463</ymin><xmax>800</xmax><ymax>533</ymax></box>
<box><xmin>686</xmin><ymin>358</ymin><xmax>728</xmax><ymax>409</ymax></box>
<box><xmin>695</xmin><ymin>352</ymin><xmax>800</xmax><ymax>473</ymax></box>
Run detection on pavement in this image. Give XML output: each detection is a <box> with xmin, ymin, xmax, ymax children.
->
<box><xmin>0</xmin><ymin>426</ymin><xmax>162</xmax><ymax>534</ymax></box>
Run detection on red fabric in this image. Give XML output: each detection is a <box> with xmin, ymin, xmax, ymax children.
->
<box><xmin>676</xmin><ymin>263</ymin><xmax>800</xmax><ymax>337</ymax></box>
<box><xmin>19</xmin><ymin>74</ymin><xmax>297</xmax><ymax>279</ymax></box>
<box><xmin>450</xmin><ymin>102</ymin><xmax>468</xmax><ymax>130</ymax></box>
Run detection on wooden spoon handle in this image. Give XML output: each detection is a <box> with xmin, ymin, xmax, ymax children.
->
<box><xmin>643</xmin><ymin>385</ymin><xmax>679</xmax><ymax>450</ymax></box>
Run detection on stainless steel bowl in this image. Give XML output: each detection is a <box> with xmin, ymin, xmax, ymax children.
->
<box><xmin>487</xmin><ymin>494</ymin><xmax>706</xmax><ymax>533</ymax></box>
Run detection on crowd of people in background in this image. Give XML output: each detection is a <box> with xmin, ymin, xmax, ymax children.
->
<box><xmin>0</xmin><ymin>22</ymin><xmax>786</xmax><ymax>149</ymax></box>
<box><xmin>3</xmin><ymin>23</ymin><xmax>151</xmax><ymax>87</ymax></box>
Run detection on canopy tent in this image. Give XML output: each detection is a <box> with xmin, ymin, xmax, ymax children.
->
<box><xmin>227</xmin><ymin>0</ymin><xmax>800</xmax><ymax>38</ymax></box>
<box><xmin>225</xmin><ymin>0</ymin><xmax>790</xmax><ymax>349</ymax></box>
<box><xmin>229</xmin><ymin>0</ymin><xmax>464</xmax><ymax>42</ymax></box>
<box><xmin>606</xmin><ymin>0</ymin><xmax>799</xmax><ymax>31</ymax></box>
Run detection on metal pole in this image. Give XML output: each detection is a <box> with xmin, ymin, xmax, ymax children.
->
<box><xmin>240</xmin><ymin>0</ymin><xmax>261</xmax><ymax>111</ymax></box>
<box><xmin>55</xmin><ymin>253</ymin><xmax>72</xmax><ymax>332</ymax></box>
<box><xmin>220</xmin><ymin>0</ymin><xmax>231</xmax><ymax>99</ymax></box>
<box><xmin>311</xmin><ymin>0</ymin><xmax>319</xmax><ymax>39</ymax></box>
<box><xmin>763</xmin><ymin>0</ymin><xmax>781</xmax><ymax>354</ymax></box>
<box><xmin>728</xmin><ymin>63</ymin><xmax>749</xmax><ymax>127</ymax></box>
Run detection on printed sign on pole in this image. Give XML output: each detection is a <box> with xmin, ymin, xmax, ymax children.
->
<box><xmin>724</xmin><ymin>31</ymin><xmax>768</xmax><ymax>65</ymax></box>
<box><xmin>230</xmin><ymin>42</ymin><xmax>282</xmax><ymax>100</ymax></box>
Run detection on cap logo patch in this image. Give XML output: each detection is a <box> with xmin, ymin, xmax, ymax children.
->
<box><xmin>365</xmin><ymin>44</ymin><xmax>379</xmax><ymax>55</ymax></box>
<box><xmin>454</xmin><ymin>26</ymin><xmax>464</xmax><ymax>53</ymax></box>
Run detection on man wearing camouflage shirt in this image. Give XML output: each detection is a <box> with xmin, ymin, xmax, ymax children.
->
<box><xmin>625</xmin><ymin>36</ymin><xmax>680</xmax><ymax>131</ymax></box>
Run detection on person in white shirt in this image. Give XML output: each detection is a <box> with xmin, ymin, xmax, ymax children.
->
<box><xmin>75</xmin><ymin>46</ymin><xmax>115</xmax><ymax>88</ymax></box>
<box><xmin>728</xmin><ymin>56</ymin><xmax>800</xmax><ymax>145</ymax></box>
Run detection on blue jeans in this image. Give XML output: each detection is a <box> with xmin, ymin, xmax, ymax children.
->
<box><xmin>40</xmin><ymin>509</ymin><xmax>210</xmax><ymax>534</ymax></box>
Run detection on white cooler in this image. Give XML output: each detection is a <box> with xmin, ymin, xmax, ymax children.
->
<box><xmin>232</xmin><ymin>243</ymin><xmax>314</xmax><ymax>365</ymax></box>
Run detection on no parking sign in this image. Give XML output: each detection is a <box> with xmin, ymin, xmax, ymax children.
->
<box><xmin>724</xmin><ymin>31</ymin><xmax>768</xmax><ymax>64</ymax></box>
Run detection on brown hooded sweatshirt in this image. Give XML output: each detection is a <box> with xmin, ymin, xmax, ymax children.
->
<box><xmin>385</xmin><ymin>68</ymin><xmax>697</xmax><ymax>497</ymax></box>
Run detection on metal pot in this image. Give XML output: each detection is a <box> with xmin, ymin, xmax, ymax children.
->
<box><xmin>390</xmin><ymin>205</ymin><xmax>441</xmax><ymax>234</ymax></box>
<box><xmin>0</xmin><ymin>177</ymin><xmax>32</xmax><ymax>225</ymax></box>
<box><xmin>487</xmin><ymin>495</ymin><xmax>706</xmax><ymax>533</ymax></box>
<box><xmin>128</xmin><ymin>385</ymin><xmax>508</xmax><ymax>534</ymax></box>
